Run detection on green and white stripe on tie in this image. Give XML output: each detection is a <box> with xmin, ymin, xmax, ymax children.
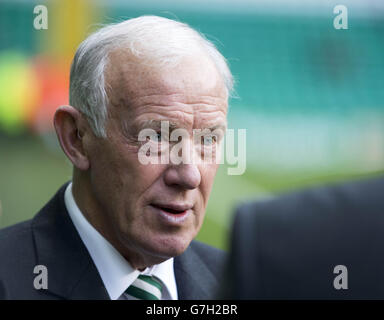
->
<box><xmin>125</xmin><ymin>275</ymin><xmax>163</xmax><ymax>300</ymax></box>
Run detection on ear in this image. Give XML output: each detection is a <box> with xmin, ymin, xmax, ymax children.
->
<box><xmin>53</xmin><ymin>105</ymin><xmax>90</xmax><ymax>171</ymax></box>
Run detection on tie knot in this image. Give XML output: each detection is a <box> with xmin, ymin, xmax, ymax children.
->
<box><xmin>125</xmin><ymin>275</ymin><xmax>163</xmax><ymax>300</ymax></box>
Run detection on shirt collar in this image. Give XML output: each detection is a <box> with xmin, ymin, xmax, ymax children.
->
<box><xmin>64</xmin><ymin>182</ymin><xmax>177</xmax><ymax>300</ymax></box>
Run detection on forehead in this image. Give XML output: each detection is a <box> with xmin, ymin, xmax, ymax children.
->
<box><xmin>105</xmin><ymin>49</ymin><xmax>228</xmax><ymax>129</ymax></box>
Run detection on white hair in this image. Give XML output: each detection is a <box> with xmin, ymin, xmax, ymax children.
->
<box><xmin>69</xmin><ymin>15</ymin><xmax>234</xmax><ymax>137</ymax></box>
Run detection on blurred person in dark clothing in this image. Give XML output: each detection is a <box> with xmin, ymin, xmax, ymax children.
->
<box><xmin>226</xmin><ymin>176</ymin><xmax>384</xmax><ymax>299</ymax></box>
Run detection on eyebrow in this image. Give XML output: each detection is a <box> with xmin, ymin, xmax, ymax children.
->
<box><xmin>136</xmin><ymin>120</ymin><xmax>179</xmax><ymax>131</ymax></box>
<box><xmin>208</xmin><ymin>123</ymin><xmax>227</xmax><ymax>132</ymax></box>
<box><xmin>133</xmin><ymin>119</ymin><xmax>227</xmax><ymax>134</ymax></box>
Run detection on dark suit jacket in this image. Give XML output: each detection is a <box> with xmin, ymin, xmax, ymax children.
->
<box><xmin>0</xmin><ymin>183</ymin><xmax>226</xmax><ymax>300</ymax></box>
<box><xmin>228</xmin><ymin>176</ymin><xmax>384</xmax><ymax>299</ymax></box>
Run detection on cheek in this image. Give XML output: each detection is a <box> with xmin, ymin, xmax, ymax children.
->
<box><xmin>134</xmin><ymin>163</ymin><xmax>165</xmax><ymax>186</ymax></box>
<box><xmin>203</xmin><ymin>163</ymin><xmax>219</xmax><ymax>183</ymax></box>
<box><xmin>119</xmin><ymin>163</ymin><xmax>167</xmax><ymax>214</ymax></box>
<box><xmin>199</xmin><ymin>164</ymin><xmax>219</xmax><ymax>203</ymax></box>
<box><xmin>87</xmin><ymin>144</ymin><xmax>140</xmax><ymax>208</ymax></box>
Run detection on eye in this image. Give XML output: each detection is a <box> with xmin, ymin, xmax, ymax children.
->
<box><xmin>154</xmin><ymin>132</ymin><xmax>162</xmax><ymax>142</ymax></box>
<box><xmin>147</xmin><ymin>131</ymin><xmax>161</xmax><ymax>142</ymax></box>
<box><xmin>202</xmin><ymin>135</ymin><xmax>217</xmax><ymax>146</ymax></box>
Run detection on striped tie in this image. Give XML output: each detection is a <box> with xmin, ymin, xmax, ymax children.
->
<box><xmin>125</xmin><ymin>275</ymin><xmax>163</xmax><ymax>300</ymax></box>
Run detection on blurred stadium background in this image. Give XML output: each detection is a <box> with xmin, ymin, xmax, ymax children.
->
<box><xmin>0</xmin><ymin>0</ymin><xmax>383</xmax><ymax>250</ymax></box>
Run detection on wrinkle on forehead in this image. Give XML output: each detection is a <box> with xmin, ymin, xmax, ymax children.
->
<box><xmin>131</xmin><ymin>103</ymin><xmax>227</xmax><ymax>132</ymax></box>
<box><xmin>105</xmin><ymin>49</ymin><xmax>227</xmax><ymax>107</ymax></box>
<box><xmin>104</xmin><ymin>49</ymin><xmax>228</xmax><ymax>133</ymax></box>
<box><xmin>124</xmin><ymin>93</ymin><xmax>227</xmax><ymax>115</ymax></box>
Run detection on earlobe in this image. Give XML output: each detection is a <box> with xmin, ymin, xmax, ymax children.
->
<box><xmin>53</xmin><ymin>106</ymin><xmax>90</xmax><ymax>171</ymax></box>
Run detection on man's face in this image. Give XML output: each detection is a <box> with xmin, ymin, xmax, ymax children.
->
<box><xmin>84</xmin><ymin>51</ymin><xmax>228</xmax><ymax>265</ymax></box>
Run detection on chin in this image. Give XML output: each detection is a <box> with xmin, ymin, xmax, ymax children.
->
<box><xmin>143</xmin><ymin>233</ymin><xmax>194</xmax><ymax>260</ymax></box>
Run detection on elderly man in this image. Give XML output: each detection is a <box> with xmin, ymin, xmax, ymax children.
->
<box><xmin>0</xmin><ymin>16</ymin><xmax>233</xmax><ymax>300</ymax></box>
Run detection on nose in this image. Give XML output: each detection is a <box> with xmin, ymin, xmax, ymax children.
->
<box><xmin>163</xmin><ymin>164</ymin><xmax>201</xmax><ymax>190</ymax></box>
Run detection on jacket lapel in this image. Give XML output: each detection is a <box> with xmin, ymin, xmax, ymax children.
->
<box><xmin>174</xmin><ymin>243</ymin><xmax>219</xmax><ymax>299</ymax></box>
<box><xmin>31</xmin><ymin>183</ymin><xmax>110</xmax><ymax>300</ymax></box>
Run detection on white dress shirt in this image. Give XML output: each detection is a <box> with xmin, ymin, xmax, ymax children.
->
<box><xmin>64</xmin><ymin>182</ymin><xmax>178</xmax><ymax>300</ymax></box>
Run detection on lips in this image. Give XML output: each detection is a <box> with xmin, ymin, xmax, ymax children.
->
<box><xmin>149</xmin><ymin>202</ymin><xmax>193</xmax><ymax>224</ymax></box>
<box><xmin>151</xmin><ymin>203</ymin><xmax>192</xmax><ymax>214</ymax></box>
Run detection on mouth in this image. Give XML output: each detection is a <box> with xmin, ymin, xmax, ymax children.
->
<box><xmin>149</xmin><ymin>203</ymin><xmax>193</xmax><ymax>224</ymax></box>
<box><xmin>151</xmin><ymin>203</ymin><xmax>190</xmax><ymax>214</ymax></box>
